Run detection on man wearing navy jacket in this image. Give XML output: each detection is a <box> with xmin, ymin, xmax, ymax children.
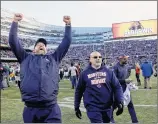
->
<box><xmin>9</xmin><ymin>13</ymin><xmax>71</xmax><ymax>123</ymax></box>
<box><xmin>112</xmin><ymin>54</ymin><xmax>138</xmax><ymax>123</ymax></box>
<box><xmin>74</xmin><ymin>51</ymin><xmax>124</xmax><ymax>123</ymax></box>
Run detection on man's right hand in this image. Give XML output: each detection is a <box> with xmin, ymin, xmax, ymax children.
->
<box><xmin>116</xmin><ymin>101</ymin><xmax>124</xmax><ymax>116</ymax></box>
<box><xmin>75</xmin><ymin>108</ymin><xmax>82</xmax><ymax>119</ymax></box>
<box><xmin>13</xmin><ymin>13</ymin><xmax>23</xmax><ymax>22</ymax></box>
<box><xmin>154</xmin><ymin>73</ymin><xmax>157</xmax><ymax>77</ymax></box>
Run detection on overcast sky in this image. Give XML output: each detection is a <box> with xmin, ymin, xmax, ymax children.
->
<box><xmin>1</xmin><ymin>1</ymin><xmax>157</xmax><ymax>27</ymax></box>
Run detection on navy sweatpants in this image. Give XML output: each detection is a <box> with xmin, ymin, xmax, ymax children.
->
<box><xmin>87</xmin><ymin>109</ymin><xmax>112</xmax><ymax>123</ymax></box>
<box><xmin>23</xmin><ymin>103</ymin><xmax>61</xmax><ymax>123</ymax></box>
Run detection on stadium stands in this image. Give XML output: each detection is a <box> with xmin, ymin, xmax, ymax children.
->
<box><xmin>1</xmin><ymin>8</ymin><xmax>157</xmax><ymax>69</ymax></box>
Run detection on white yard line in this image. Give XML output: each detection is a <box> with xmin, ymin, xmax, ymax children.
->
<box><xmin>137</xmin><ymin>89</ymin><xmax>157</xmax><ymax>90</ymax></box>
<box><xmin>59</xmin><ymin>88</ymin><xmax>70</xmax><ymax>89</ymax></box>
<box><xmin>1</xmin><ymin>98</ymin><xmax>157</xmax><ymax>107</ymax></box>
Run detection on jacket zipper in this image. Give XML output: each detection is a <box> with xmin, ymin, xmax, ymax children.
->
<box><xmin>39</xmin><ymin>56</ymin><xmax>42</xmax><ymax>99</ymax></box>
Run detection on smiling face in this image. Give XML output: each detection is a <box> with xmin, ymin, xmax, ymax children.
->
<box><xmin>34</xmin><ymin>42</ymin><xmax>47</xmax><ymax>55</ymax></box>
<box><xmin>89</xmin><ymin>51</ymin><xmax>102</xmax><ymax>69</ymax></box>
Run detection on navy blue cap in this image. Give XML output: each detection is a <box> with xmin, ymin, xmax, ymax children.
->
<box><xmin>34</xmin><ymin>38</ymin><xmax>47</xmax><ymax>48</ymax></box>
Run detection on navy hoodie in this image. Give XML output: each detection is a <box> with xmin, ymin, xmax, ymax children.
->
<box><xmin>9</xmin><ymin>22</ymin><xmax>71</xmax><ymax>107</ymax></box>
<box><xmin>75</xmin><ymin>65</ymin><xmax>124</xmax><ymax>112</ymax></box>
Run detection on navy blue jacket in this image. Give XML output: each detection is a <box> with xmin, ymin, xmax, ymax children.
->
<box><xmin>113</xmin><ymin>62</ymin><xmax>131</xmax><ymax>92</ymax></box>
<box><xmin>113</xmin><ymin>62</ymin><xmax>131</xmax><ymax>84</ymax></box>
<box><xmin>9</xmin><ymin>22</ymin><xmax>71</xmax><ymax>107</ymax></box>
<box><xmin>74</xmin><ymin>65</ymin><xmax>124</xmax><ymax>112</ymax></box>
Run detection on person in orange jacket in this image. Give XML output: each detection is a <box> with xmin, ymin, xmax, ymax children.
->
<box><xmin>135</xmin><ymin>63</ymin><xmax>141</xmax><ymax>86</ymax></box>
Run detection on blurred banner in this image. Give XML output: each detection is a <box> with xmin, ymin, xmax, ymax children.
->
<box><xmin>112</xmin><ymin>19</ymin><xmax>157</xmax><ymax>38</ymax></box>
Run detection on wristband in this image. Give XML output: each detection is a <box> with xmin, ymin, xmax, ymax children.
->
<box><xmin>66</xmin><ymin>23</ymin><xmax>71</xmax><ymax>26</ymax></box>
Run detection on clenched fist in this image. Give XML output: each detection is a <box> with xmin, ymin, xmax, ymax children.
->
<box><xmin>13</xmin><ymin>13</ymin><xmax>23</xmax><ymax>22</ymax></box>
<box><xmin>63</xmin><ymin>16</ymin><xmax>71</xmax><ymax>25</ymax></box>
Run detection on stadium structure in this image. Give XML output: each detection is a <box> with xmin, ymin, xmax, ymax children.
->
<box><xmin>1</xmin><ymin>8</ymin><xmax>157</xmax><ymax>69</ymax></box>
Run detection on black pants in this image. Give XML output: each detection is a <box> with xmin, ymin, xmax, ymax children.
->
<box><xmin>136</xmin><ymin>73</ymin><xmax>141</xmax><ymax>85</ymax></box>
<box><xmin>60</xmin><ymin>73</ymin><xmax>63</xmax><ymax>80</ymax></box>
<box><xmin>17</xmin><ymin>81</ymin><xmax>20</xmax><ymax>89</ymax></box>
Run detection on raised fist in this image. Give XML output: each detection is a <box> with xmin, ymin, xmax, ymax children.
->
<box><xmin>63</xmin><ymin>16</ymin><xmax>71</xmax><ymax>24</ymax></box>
<box><xmin>13</xmin><ymin>13</ymin><xmax>23</xmax><ymax>22</ymax></box>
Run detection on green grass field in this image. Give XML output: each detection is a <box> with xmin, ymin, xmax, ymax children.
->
<box><xmin>1</xmin><ymin>70</ymin><xmax>158</xmax><ymax>123</ymax></box>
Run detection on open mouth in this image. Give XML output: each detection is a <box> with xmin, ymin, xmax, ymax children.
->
<box><xmin>96</xmin><ymin>61</ymin><xmax>101</xmax><ymax>63</ymax></box>
<box><xmin>96</xmin><ymin>61</ymin><xmax>99</xmax><ymax>63</ymax></box>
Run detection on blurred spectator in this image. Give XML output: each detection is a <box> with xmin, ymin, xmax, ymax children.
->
<box><xmin>141</xmin><ymin>60</ymin><xmax>153</xmax><ymax>89</ymax></box>
<box><xmin>135</xmin><ymin>63</ymin><xmax>141</xmax><ymax>86</ymax></box>
<box><xmin>153</xmin><ymin>62</ymin><xmax>157</xmax><ymax>77</ymax></box>
<box><xmin>0</xmin><ymin>62</ymin><xmax>8</xmax><ymax>89</ymax></box>
<box><xmin>68</xmin><ymin>62</ymin><xmax>78</xmax><ymax>89</ymax></box>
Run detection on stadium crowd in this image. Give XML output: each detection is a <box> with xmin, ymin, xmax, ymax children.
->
<box><xmin>1</xmin><ymin>15</ymin><xmax>157</xmax><ymax>91</ymax></box>
<box><xmin>104</xmin><ymin>39</ymin><xmax>157</xmax><ymax>66</ymax></box>
<box><xmin>1</xmin><ymin>36</ymin><xmax>157</xmax><ymax>68</ymax></box>
<box><xmin>1</xmin><ymin>50</ymin><xmax>16</xmax><ymax>58</ymax></box>
<box><xmin>1</xmin><ymin>35</ymin><xmax>35</xmax><ymax>48</ymax></box>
